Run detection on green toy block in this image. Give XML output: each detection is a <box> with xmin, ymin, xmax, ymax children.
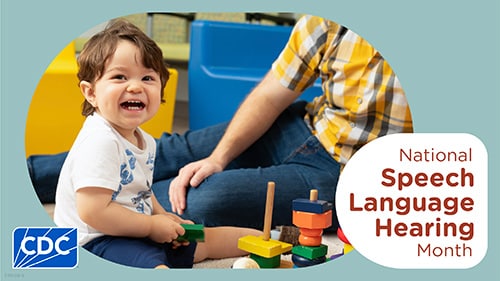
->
<box><xmin>249</xmin><ymin>253</ymin><xmax>281</xmax><ymax>268</ymax></box>
<box><xmin>177</xmin><ymin>224</ymin><xmax>205</xmax><ymax>242</ymax></box>
<box><xmin>291</xmin><ymin>244</ymin><xmax>328</xmax><ymax>260</ymax></box>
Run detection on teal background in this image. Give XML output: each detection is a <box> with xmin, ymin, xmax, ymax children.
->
<box><xmin>1</xmin><ymin>0</ymin><xmax>498</xmax><ymax>280</ymax></box>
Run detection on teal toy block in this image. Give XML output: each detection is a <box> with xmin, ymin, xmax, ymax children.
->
<box><xmin>177</xmin><ymin>224</ymin><xmax>205</xmax><ymax>242</ymax></box>
<box><xmin>291</xmin><ymin>244</ymin><xmax>328</xmax><ymax>260</ymax></box>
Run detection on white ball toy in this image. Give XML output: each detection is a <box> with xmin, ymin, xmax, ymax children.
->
<box><xmin>232</xmin><ymin>257</ymin><xmax>260</xmax><ymax>269</ymax></box>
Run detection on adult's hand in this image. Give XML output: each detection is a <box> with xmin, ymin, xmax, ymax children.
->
<box><xmin>168</xmin><ymin>157</ymin><xmax>224</xmax><ymax>215</ymax></box>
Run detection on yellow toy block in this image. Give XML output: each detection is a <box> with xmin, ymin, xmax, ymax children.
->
<box><xmin>25</xmin><ymin>41</ymin><xmax>178</xmax><ymax>156</ymax></box>
<box><xmin>238</xmin><ymin>235</ymin><xmax>292</xmax><ymax>258</ymax></box>
<box><xmin>292</xmin><ymin>210</ymin><xmax>332</xmax><ymax>229</ymax></box>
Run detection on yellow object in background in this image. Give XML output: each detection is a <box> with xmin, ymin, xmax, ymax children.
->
<box><xmin>344</xmin><ymin>243</ymin><xmax>354</xmax><ymax>254</ymax></box>
<box><xmin>25</xmin><ymin>41</ymin><xmax>177</xmax><ymax>157</ymax></box>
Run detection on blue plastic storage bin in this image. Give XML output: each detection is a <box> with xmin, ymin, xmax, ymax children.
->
<box><xmin>188</xmin><ymin>20</ymin><xmax>321</xmax><ymax>130</ymax></box>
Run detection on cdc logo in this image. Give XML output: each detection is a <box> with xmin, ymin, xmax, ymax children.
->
<box><xmin>12</xmin><ymin>227</ymin><xmax>78</xmax><ymax>269</ymax></box>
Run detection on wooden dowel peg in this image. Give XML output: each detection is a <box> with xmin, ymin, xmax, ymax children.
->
<box><xmin>309</xmin><ymin>189</ymin><xmax>318</xmax><ymax>201</ymax></box>
<box><xmin>262</xmin><ymin>181</ymin><xmax>275</xmax><ymax>241</ymax></box>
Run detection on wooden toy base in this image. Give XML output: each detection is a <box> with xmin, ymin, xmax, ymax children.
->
<box><xmin>279</xmin><ymin>260</ymin><xmax>294</xmax><ymax>268</ymax></box>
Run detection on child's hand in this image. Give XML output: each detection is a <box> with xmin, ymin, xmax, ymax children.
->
<box><xmin>147</xmin><ymin>214</ymin><xmax>185</xmax><ymax>244</ymax></box>
<box><xmin>171</xmin><ymin>240</ymin><xmax>190</xmax><ymax>249</ymax></box>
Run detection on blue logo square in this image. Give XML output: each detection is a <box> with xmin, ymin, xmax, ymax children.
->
<box><xmin>12</xmin><ymin>227</ymin><xmax>78</xmax><ymax>269</ymax></box>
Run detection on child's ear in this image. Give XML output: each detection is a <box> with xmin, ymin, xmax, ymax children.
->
<box><xmin>80</xmin><ymin>81</ymin><xmax>96</xmax><ymax>107</ymax></box>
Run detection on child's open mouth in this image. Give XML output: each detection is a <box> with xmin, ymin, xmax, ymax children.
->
<box><xmin>121</xmin><ymin>100</ymin><xmax>145</xmax><ymax>111</ymax></box>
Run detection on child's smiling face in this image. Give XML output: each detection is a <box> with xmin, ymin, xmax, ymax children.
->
<box><xmin>80</xmin><ymin>39</ymin><xmax>162</xmax><ymax>139</ymax></box>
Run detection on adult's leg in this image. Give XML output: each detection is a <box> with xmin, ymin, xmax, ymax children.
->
<box><xmin>152</xmin><ymin>100</ymin><xmax>312</xmax><ymax>181</ymax></box>
<box><xmin>27</xmin><ymin>152</ymin><xmax>68</xmax><ymax>203</ymax></box>
<box><xmin>156</xmin><ymin>136</ymin><xmax>340</xmax><ymax>231</ymax></box>
<box><xmin>153</xmin><ymin>101</ymin><xmax>341</xmax><ymax>230</ymax></box>
<box><xmin>152</xmin><ymin>122</ymin><xmax>228</xmax><ymax>182</ymax></box>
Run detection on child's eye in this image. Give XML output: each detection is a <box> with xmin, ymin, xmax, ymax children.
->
<box><xmin>143</xmin><ymin>76</ymin><xmax>155</xmax><ymax>81</ymax></box>
<box><xmin>112</xmin><ymin>75</ymin><xmax>126</xmax><ymax>80</ymax></box>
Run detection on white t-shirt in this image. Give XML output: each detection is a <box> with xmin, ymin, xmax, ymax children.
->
<box><xmin>54</xmin><ymin>113</ymin><xmax>157</xmax><ymax>246</ymax></box>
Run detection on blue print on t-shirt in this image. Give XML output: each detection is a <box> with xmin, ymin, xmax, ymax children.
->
<box><xmin>111</xmin><ymin>184</ymin><xmax>122</xmax><ymax>201</ymax></box>
<box><xmin>120</xmin><ymin>149</ymin><xmax>136</xmax><ymax>185</ymax></box>
<box><xmin>112</xmin><ymin>149</ymin><xmax>137</xmax><ymax>200</ymax></box>
<box><xmin>132</xmin><ymin>189</ymin><xmax>152</xmax><ymax>213</ymax></box>
<box><xmin>146</xmin><ymin>152</ymin><xmax>154</xmax><ymax>171</ymax></box>
<box><xmin>120</xmin><ymin>162</ymin><xmax>133</xmax><ymax>185</ymax></box>
<box><xmin>126</xmin><ymin>149</ymin><xmax>136</xmax><ymax>169</ymax></box>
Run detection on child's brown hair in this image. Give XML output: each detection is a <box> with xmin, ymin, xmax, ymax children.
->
<box><xmin>77</xmin><ymin>18</ymin><xmax>169</xmax><ymax>117</ymax></box>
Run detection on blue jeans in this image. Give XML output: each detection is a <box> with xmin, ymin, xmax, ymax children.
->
<box><xmin>152</xmin><ymin>101</ymin><xmax>340</xmax><ymax>230</ymax></box>
<box><xmin>27</xmin><ymin>101</ymin><xmax>340</xmax><ymax>231</ymax></box>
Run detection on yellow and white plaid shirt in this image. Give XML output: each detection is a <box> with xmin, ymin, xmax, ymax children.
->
<box><xmin>272</xmin><ymin>15</ymin><xmax>413</xmax><ymax>167</ymax></box>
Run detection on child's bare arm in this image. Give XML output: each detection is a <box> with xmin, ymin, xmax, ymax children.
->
<box><xmin>76</xmin><ymin>186</ymin><xmax>185</xmax><ymax>243</ymax></box>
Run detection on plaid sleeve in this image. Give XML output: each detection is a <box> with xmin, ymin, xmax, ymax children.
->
<box><xmin>273</xmin><ymin>15</ymin><xmax>413</xmax><ymax>166</ymax></box>
<box><xmin>271</xmin><ymin>15</ymin><xmax>330</xmax><ymax>93</ymax></box>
